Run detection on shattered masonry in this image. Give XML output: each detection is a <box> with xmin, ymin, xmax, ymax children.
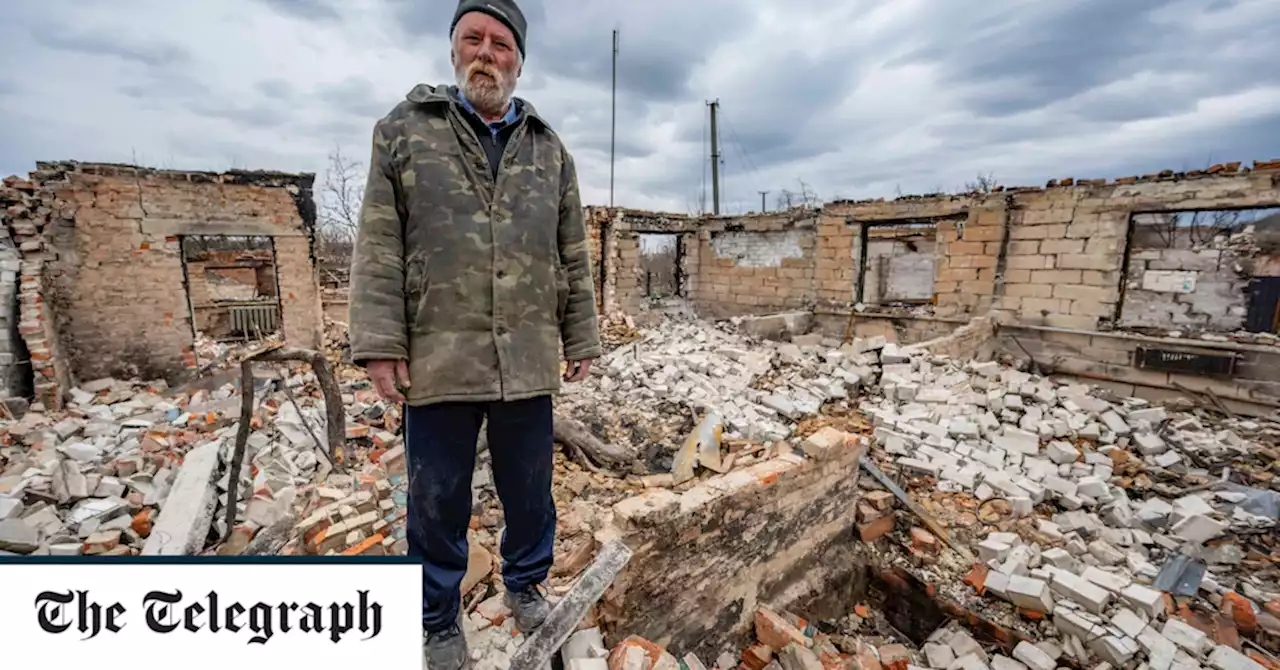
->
<box><xmin>0</xmin><ymin>158</ymin><xmax>1278</xmax><ymax>670</ymax></box>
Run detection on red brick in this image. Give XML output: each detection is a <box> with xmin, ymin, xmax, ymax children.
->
<box><xmin>910</xmin><ymin>527</ymin><xmax>938</xmax><ymax>553</ymax></box>
<box><xmin>1221</xmin><ymin>592</ymin><xmax>1257</xmax><ymax>636</ymax></box>
<box><xmin>754</xmin><ymin>607</ymin><xmax>807</xmax><ymax>651</ymax></box>
<box><xmin>878</xmin><ymin>644</ymin><xmax>911</xmax><ymax>670</ymax></box>
<box><xmin>858</xmin><ymin>514</ymin><xmax>895</xmax><ymax>543</ymax></box>
<box><xmin>964</xmin><ymin>563</ymin><xmax>989</xmax><ymax>595</ymax></box>
<box><xmin>742</xmin><ymin>645</ymin><xmax>773</xmax><ymax>670</ymax></box>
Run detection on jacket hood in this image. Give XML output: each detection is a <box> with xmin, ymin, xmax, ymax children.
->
<box><xmin>404</xmin><ymin>83</ymin><xmax>547</xmax><ymax>127</ymax></box>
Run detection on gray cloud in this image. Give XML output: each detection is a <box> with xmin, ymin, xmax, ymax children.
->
<box><xmin>252</xmin><ymin>0</ymin><xmax>341</xmax><ymax>21</ymax></box>
<box><xmin>1</xmin><ymin>0</ymin><xmax>1279</xmax><ymax>214</ymax></box>
<box><xmin>255</xmin><ymin>78</ymin><xmax>295</xmax><ymax>100</ymax></box>
<box><xmin>37</xmin><ymin>29</ymin><xmax>190</xmax><ymax>68</ymax></box>
<box><xmin>314</xmin><ymin>76</ymin><xmax>397</xmax><ymax>120</ymax></box>
<box><xmin>188</xmin><ymin>101</ymin><xmax>290</xmax><ymax>128</ymax></box>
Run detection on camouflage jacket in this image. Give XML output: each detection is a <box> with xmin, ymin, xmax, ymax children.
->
<box><xmin>348</xmin><ymin>83</ymin><xmax>602</xmax><ymax>406</ymax></box>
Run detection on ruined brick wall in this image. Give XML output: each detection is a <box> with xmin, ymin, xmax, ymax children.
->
<box><xmin>823</xmin><ymin>196</ymin><xmax>995</xmax><ymax>318</ymax></box>
<box><xmin>1</xmin><ymin>162</ymin><xmax>322</xmax><ymax>403</ymax></box>
<box><xmin>2</xmin><ymin>174</ymin><xmax>74</xmax><ymax>408</ymax></box>
<box><xmin>991</xmin><ymin>164</ymin><xmax>1280</xmax><ymax>331</ymax></box>
<box><xmin>696</xmin><ymin>213</ymin><xmax>818</xmax><ymax>318</ymax></box>
<box><xmin>601</xmin><ymin>437</ymin><xmax>866</xmax><ymax>657</ymax></box>
<box><xmin>0</xmin><ymin>210</ymin><xmax>25</xmax><ymax>400</ymax></box>
<box><xmin>1117</xmin><ymin>213</ymin><xmax>1256</xmax><ymax>330</ymax></box>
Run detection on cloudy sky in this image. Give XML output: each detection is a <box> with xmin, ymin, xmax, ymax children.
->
<box><xmin>2</xmin><ymin>0</ymin><xmax>1278</xmax><ymax>214</ymax></box>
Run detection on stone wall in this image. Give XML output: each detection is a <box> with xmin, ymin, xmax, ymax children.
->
<box><xmin>0</xmin><ymin>162</ymin><xmax>322</xmax><ymax>407</ymax></box>
<box><xmin>600</xmin><ymin>435</ymin><xmax>866</xmax><ymax>657</ymax></box>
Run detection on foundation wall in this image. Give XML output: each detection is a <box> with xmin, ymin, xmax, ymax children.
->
<box><xmin>601</xmin><ymin>438</ymin><xmax>866</xmax><ymax>658</ymax></box>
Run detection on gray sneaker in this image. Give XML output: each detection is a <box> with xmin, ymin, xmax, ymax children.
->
<box><xmin>504</xmin><ymin>586</ymin><xmax>550</xmax><ymax>632</ymax></box>
<box><xmin>423</xmin><ymin>623</ymin><xmax>468</xmax><ymax>670</ymax></box>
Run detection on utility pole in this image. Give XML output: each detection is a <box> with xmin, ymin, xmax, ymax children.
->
<box><xmin>610</xmin><ymin>29</ymin><xmax>618</xmax><ymax>207</ymax></box>
<box><xmin>759</xmin><ymin>191</ymin><xmax>768</xmax><ymax>212</ymax></box>
<box><xmin>708</xmin><ymin>99</ymin><xmax>720</xmax><ymax>215</ymax></box>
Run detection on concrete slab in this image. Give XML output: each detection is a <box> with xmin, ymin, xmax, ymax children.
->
<box><xmin>141</xmin><ymin>441</ymin><xmax>220</xmax><ymax>555</ymax></box>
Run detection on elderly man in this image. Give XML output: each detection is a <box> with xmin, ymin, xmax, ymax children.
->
<box><xmin>347</xmin><ymin>0</ymin><xmax>601</xmax><ymax>665</ymax></box>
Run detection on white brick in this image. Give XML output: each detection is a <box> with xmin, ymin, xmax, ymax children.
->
<box><xmin>1049</xmin><ymin>571</ymin><xmax>1113</xmax><ymax>613</ymax></box>
<box><xmin>1207</xmin><ymin>645</ymin><xmax>1264</xmax><ymax>670</ymax></box>
<box><xmin>1012</xmin><ymin>641</ymin><xmax>1055</xmax><ymax>670</ymax></box>
<box><xmin>1161</xmin><ymin>619</ymin><xmax>1210</xmax><ymax>655</ymax></box>
<box><xmin>1082</xmin><ymin>566</ymin><xmax>1132</xmax><ymax>594</ymax></box>
<box><xmin>1007</xmin><ymin>575</ymin><xmax>1054</xmax><ymax>613</ymax></box>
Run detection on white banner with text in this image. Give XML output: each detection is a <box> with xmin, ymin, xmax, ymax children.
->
<box><xmin>0</xmin><ymin>561</ymin><xmax>422</xmax><ymax>668</ymax></box>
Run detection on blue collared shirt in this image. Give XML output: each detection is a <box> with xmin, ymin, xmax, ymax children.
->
<box><xmin>458</xmin><ymin>92</ymin><xmax>518</xmax><ymax>137</ymax></box>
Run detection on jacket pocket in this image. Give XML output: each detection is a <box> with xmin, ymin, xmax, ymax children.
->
<box><xmin>555</xmin><ymin>264</ymin><xmax>569</xmax><ymax>324</ymax></box>
<box><xmin>405</xmin><ymin>254</ymin><xmax>430</xmax><ymax>331</ymax></box>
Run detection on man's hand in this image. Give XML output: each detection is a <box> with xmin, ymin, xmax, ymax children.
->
<box><xmin>367</xmin><ymin>359</ymin><xmax>411</xmax><ymax>403</ymax></box>
<box><xmin>564</xmin><ymin>358</ymin><xmax>594</xmax><ymax>382</ymax></box>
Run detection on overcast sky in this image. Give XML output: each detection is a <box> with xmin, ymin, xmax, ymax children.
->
<box><xmin>2</xmin><ymin>0</ymin><xmax>1278</xmax><ymax>214</ymax></box>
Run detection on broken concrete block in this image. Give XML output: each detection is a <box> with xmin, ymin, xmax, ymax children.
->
<box><xmin>1049</xmin><ymin>571</ymin><xmax>1113</xmax><ymax>614</ymax></box>
<box><xmin>993</xmin><ymin>427</ymin><xmax>1040</xmax><ymax>455</ymax></box>
<box><xmin>1046</xmin><ymin>441</ymin><xmax>1079</xmax><ymax>464</ymax></box>
<box><xmin>926</xmin><ymin>643</ymin><xmax>957</xmax><ymax>669</ymax></box>
<box><xmin>1137</xmin><ymin>498</ymin><xmax>1174</xmax><ymax>527</ymax></box>
<box><xmin>1081</xmin><ymin>566</ymin><xmax>1131</xmax><ymax>594</ymax></box>
<box><xmin>0</xmin><ymin>518</ymin><xmax>39</xmax><ymax>554</ymax></box>
<box><xmin>1076</xmin><ymin>476</ymin><xmax>1108</xmax><ymax>498</ymax></box>
<box><xmin>1012</xmin><ymin>641</ymin><xmax>1055</xmax><ymax>670</ymax></box>
<box><xmin>978</xmin><ymin>538</ymin><xmax>1014</xmax><ymax>562</ymax></box>
<box><xmin>1100</xmin><ymin>411</ymin><xmax>1131</xmax><ymax>436</ymax></box>
<box><xmin>1007</xmin><ymin>575</ymin><xmax>1055</xmax><ymax>612</ymax></box>
<box><xmin>777</xmin><ymin>644</ymin><xmax>822</xmax><ymax>670</ymax></box>
<box><xmin>1170</xmin><ymin>514</ymin><xmax>1226</xmax><ymax>544</ymax></box>
<box><xmin>141</xmin><ymin>441</ymin><xmax>220</xmax><ymax>555</ymax></box>
<box><xmin>948</xmin><ymin>630</ymin><xmax>987</xmax><ymax>662</ymax></box>
<box><xmin>1120</xmin><ymin>583</ymin><xmax>1165</xmax><ymax>618</ymax></box>
<box><xmin>1133</xmin><ymin>432</ymin><xmax>1167</xmax><ymax>455</ymax></box>
<box><xmin>1111</xmin><ymin>608</ymin><xmax>1149</xmax><ymax>639</ymax></box>
<box><xmin>802</xmin><ymin>427</ymin><xmax>848</xmax><ymax>458</ymax></box>
<box><xmin>1088</xmin><ymin>539</ymin><xmax>1125</xmax><ymax>565</ymax></box>
<box><xmin>1090</xmin><ymin>635</ymin><xmax>1140</xmax><ymax>666</ymax></box>
<box><xmin>1053</xmin><ymin>605</ymin><xmax>1107</xmax><ymax>641</ymax></box>
<box><xmin>1206</xmin><ymin>645</ymin><xmax>1264</xmax><ymax>670</ymax></box>
<box><xmin>1161</xmin><ymin>619</ymin><xmax>1210</xmax><ymax>655</ymax></box>
<box><xmin>1042</xmin><ymin>548</ymin><xmax>1080</xmax><ymax>573</ymax></box>
<box><xmin>990</xmin><ymin>656</ymin><xmax>1027</xmax><ymax>670</ymax></box>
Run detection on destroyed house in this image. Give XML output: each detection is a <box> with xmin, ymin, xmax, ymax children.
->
<box><xmin>586</xmin><ymin>158</ymin><xmax>1280</xmax><ymax>416</ymax></box>
<box><xmin>0</xmin><ymin>161</ymin><xmax>325</xmax><ymax>410</ymax></box>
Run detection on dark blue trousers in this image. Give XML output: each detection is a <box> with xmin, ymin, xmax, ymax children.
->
<box><xmin>403</xmin><ymin>395</ymin><xmax>557</xmax><ymax>634</ymax></box>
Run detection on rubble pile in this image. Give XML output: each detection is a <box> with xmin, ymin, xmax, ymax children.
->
<box><xmin>853</xmin><ymin>343</ymin><xmax>1280</xmax><ymax>669</ymax></box>
<box><xmin>0</xmin><ymin>369</ymin><xmax>370</xmax><ymax>556</ymax></box>
<box><xmin>584</xmin><ymin>602</ymin><xmax>963</xmax><ymax>670</ymax></box>
<box><xmin>559</xmin><ymin>314</ymin><xmax>881</xmax><ymax>457</ymax></box>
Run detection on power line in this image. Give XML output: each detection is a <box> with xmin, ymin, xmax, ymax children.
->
<box><xmin>720</xmin><ymin>112</ymin><xmax>761</xmax><ymax>178</ymax></box>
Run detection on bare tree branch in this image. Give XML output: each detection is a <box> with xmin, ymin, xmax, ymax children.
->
<box><xmin>964</xmin><ymin>172</ymin><xmax>999</xmax><ymax>194</ymax></box>
<box><xmin>315</xmin><ymin>145</ymin><xmax>365</xmax><ymax>272</ymax></box>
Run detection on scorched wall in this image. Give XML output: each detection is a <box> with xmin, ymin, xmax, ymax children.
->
<box><xmin>1</xmin><ymin>162</ymin><xmax>323</xmax><ymax>408</ymax></box>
